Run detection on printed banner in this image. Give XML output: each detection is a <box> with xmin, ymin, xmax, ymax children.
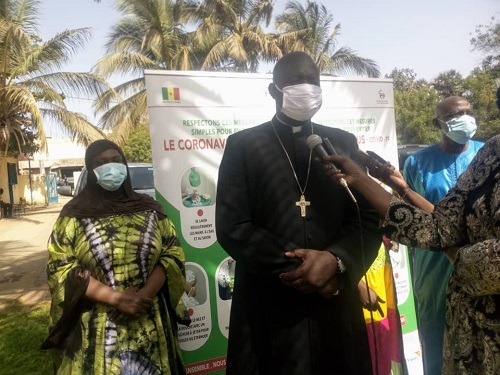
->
<box><xmin>390</xmin><ymin>244</ymin><xmax>424</xmax><ymax>374</ymax></box>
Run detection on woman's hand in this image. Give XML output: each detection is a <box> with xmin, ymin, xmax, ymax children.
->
<box><xmin>358</xmin><ymin>281</ymin><xmax>385</xmax><ymax>316</ymax></box>
<box><xmin>323</xmin><ymin>154</ymin><xmax>367</xmax><ymax>186</ymax></box>
<box><xmin>323</xmin><ymin>154</ymin><xmax>402</xmax><ymax>219</ymax></box>
<box><xmin>110</xmin><ymin>287</ymin><xmax>153</xmax><ymax>323</ymax></box>
<box><xmin>357</xmin><ymin>150</ymin><xmax>398</xmax><ymax>184</ymax></box>
<box><xmin>377</xmin><ymin>167</ymin><xmax>410</xmax><ymax>197</ymax></box>
<box><xmin>113</xmin><ymin>287</ymin><xmax>152</xmax><ymax>316</ymax></box>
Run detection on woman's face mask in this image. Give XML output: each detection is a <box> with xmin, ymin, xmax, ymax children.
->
<box><xmin>275</xmin><ymin>83</ymin><xmax>322</xmax><ymax>121</ymax></box>
<box><xmin>94</xmin><ymin>163</ymin><xmax>127</xmax><ymax>191</ymax></box>
<box><xmin>439</xmin><ymin>114</ymin><xmax>477</xmax><ymax>145</ymax></box>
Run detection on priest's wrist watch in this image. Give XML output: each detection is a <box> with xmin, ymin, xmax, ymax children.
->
<box><xmin>335</xmin><ymin>256</ymin><xmax>346</xmax><ymax>274</ymax></box>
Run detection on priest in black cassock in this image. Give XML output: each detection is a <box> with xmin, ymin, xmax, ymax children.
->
<box><xmin>215</xmin><ymin>51</ymin><xmax>382</xmax><ymax>375</ymax></box>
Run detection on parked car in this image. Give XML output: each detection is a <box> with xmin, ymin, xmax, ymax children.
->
<box><xmin>57</xmin><ymin>185</ymin><xmax>73</xmax><ymax>196</ymax></box>
<box><xmin>57</xmin><ymin>174</ymin><xmax>78</xmax><ymax>196</ymax></box>
<box><xmin>74</xmin><ymin>163</ymin><xmax>156</xmax><ymax>199</ymax></box>
<box><xmin>397</xmin><ymin>144</ymin><xmax>428</xmax><ymax>170</ymax></box>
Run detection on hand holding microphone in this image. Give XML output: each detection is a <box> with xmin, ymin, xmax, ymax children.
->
<box><xmin>306</xmin><ymin>134</ymin><xmax>357</xmax><ymax>203</ymax></box>
<box><xmin>356</xmin><ymin>149</ymin><xmax>398</xmax><ymax>184</ymax></box>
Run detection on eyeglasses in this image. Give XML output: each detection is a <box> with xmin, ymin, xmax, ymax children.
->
<box><xmin>438</xmin><ymin>110</ymin><xmax>475</xmax><ymax>121</ymax></box>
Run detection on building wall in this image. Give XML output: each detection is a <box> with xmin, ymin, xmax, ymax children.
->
<box><xmin>0</xmin><ymin>158</ymin><xmax>48</xmax><ymax>206</ymax></box>
<box><xmin>0</xmin><ymin>156</ymin><xmax>19</xmax><ymax>205</ymax></box>
<box><xmin>17</xmin><ymin>174</ymin><xmax>48</xmax><ymax>205</ymax></box>
<box><xmin>1</xmin><ymin>138</ymin><xmax>85</xmax><ymax>207</ymax></box>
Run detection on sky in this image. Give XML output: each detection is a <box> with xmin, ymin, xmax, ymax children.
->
<box><xmin>37</xmin><ymin>0</ymin><xmax>498</xmax><ymax>134</ymax></box>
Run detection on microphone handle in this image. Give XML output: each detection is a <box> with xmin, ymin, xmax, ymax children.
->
<box><xmin>314</xmin><ymin>147</ymin><xmax>340</xmax><ymax>171</ymax></box>
<box><xmin>319</xmin><ymin>137</ymin><xmax>357</xmax><ymax>204</ymax></box>
<box><xmin>314</xmin><ymin>139</ymin><xmax>341</xmax><ymax>171</ymax></box>
<box><xmin>322</xmin><ymin>137</ymin><xmax>338</xmax><ymax>155</ymax></box>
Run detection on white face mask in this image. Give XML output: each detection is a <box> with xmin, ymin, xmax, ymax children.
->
<box><xmin>275</xmin><ymin>83</ymin><xmax>322</xmax><ymax>121</ymax></box>
<box><xmin>94</xmin><ymin>163</ymin><xmax>127</xmax><ymax>191</ymax></box>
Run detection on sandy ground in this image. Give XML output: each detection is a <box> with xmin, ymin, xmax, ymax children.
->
<box><xmin>0</xmin><ymin>195</ymin><xmax>71</xmax><ymax>309</ymax></box>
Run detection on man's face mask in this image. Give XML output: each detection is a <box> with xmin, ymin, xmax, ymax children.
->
<box><xmin>94</xmin><ymin>162</ymin><xmax>127</xmax><ymax>191</ymax></box>
<box><xmin>439</xmin><ymin>114</ymin><xmax>477</xmax><ymax>145</ymax></box>
<box><xmin>275</xmin><ymin>83</ymin><xmax>322</xmax><ymax>121</ymax></box>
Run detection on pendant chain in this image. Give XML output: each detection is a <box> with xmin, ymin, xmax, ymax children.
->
<box><xmin>271</xmin><ymin>120</ymin><xmax>313</xmax><ymax>217</ymax></box>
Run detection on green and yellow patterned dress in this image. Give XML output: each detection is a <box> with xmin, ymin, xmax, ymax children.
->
<box><xmin>46</xmin><ymin>210</ymin><xmax>187</xmax><ymax>374</ymax></box>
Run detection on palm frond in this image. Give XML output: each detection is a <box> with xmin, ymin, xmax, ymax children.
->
<box><xmin>275</xmin><ymin>0</ymin><xmax>379</xmax><ymax>77</ymax></box>
<box><xmin>22</xmin><ymin>28</ymin><xmax>93</xmax><ymax>75</ymax></box>
<box><xmin>93</xmin><ymin>77</ymin><xmax>144</xmax><ymax>114</ymax></box>
<box><xmin>99</xmin><ymin>90</ymin><xmax>147</xmax><ymax>140</ymax></box>
<box><xmin>0</xmin><ymin>1</ymin><xmax>106</xmax><ymax>153</ymax></box>
<box><xmin>93</xmin><ymin>51</ymin><xmax>159</xmax><ymax>78</ymax></box>
<box><xmin>201</xmin><ymin>40</ymin><xmax>228</xmax><ymax>70</ymax></box>
<box><xmin>104</xmin><ymin>18</ymin><xmax>145</xmax><ymax>54</ymax></box>
<box><xmin>0</xmin><ymin>84</ymin><xmax>46</xmax><ymax>151</ymax></box>
<box><xmin>248</xmin><ymin>0</ymin><xmax>274</xmax><ymax>27</ymax></box>
<box><xmin>41</xmin><ymin>105</ymin><xmax>106</xmax><ymax>147</ymax></box>
<box><xmin>328</xmin><ymin>46</ymin><xmax>380</xmax><ymax>77</ymax></box>
<box><xmin>0</xmin><ymin>19</ymin><xmax>34</xmax><ymax>82</ymax></box>
<box><xmin>171</xmin><ymin>45</ymin><xmax>196</xmax><ymax>70</ymax></box>
<box><xmin>25</xmin><ymin>72</ymin><xmax>109</xmax><ymax>100</ymax></box>
<box><xmin>6</xmin><ymin>0</ymin><xmax>39</xmax><ymax>34</ymax></box>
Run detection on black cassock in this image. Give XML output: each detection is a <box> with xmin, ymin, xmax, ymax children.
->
<box><xmin>216</xmin><ymin>118</ymin><xmax>382</xmax><ymax>375</ymax></box>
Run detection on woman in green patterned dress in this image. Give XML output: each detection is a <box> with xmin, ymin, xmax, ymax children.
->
<box><xmin>42</xmin><ymin>140</ymin><xmax>189</xmax><ymax>374</ymax></box>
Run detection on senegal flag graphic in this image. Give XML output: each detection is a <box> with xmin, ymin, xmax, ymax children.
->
<box><xmin>162</xmin><ymin>87</ymin><xmax>180</xmax><ymax>101</ymax></box>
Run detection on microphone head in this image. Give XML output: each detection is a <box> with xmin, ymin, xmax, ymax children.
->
<box><xmin>306</xmin><ymin>134</ymin><xmax>323</xmax><ymax>150</ymax></box>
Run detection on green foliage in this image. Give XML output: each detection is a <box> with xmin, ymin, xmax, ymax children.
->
<box><xmin>122</xmin><ymin>125</ymin><xmax>153</xmax><ymax>162</ymax></box>
<box><xmin>432</xmin><ymin>70</ymin><xmax>464</xmax><ymax>97</ymax></box>
<box><xmin>386</xmin><ymin>68</ymin><xmax>425</xmax><ymax>92</ymax></box>
<box><xmin>67</xmin><ymin>2</ymin><xmax>500</xmax><ymax>148</ymax></box>
<box><xmin>463</xmin><ymin>68</ymin><xmax>500</xmax><ymax>141</ymax></box>
<box><xmin>392</xmin><ymin>66</ymin><xmax>500</xmax><ymax>144</ymax></box>
<box><xmin>6</xmin><ymin>127</ymin><xmax>40</xmax><ymax>156</ymax></box>
<box><xmin>94</xmin><ymin>0</ymin><xmax>382</xmax><ymax>143</ymax></box>
<box><xmin>0</xmin><ymin>0</ymin><xmax>108</xmax><ymax>155</ymax></box>
<box><xmin>389</xmin><ymin>27</ymin><xmax>500</xmax><ymax>145</ymax></box>
<box><xmin>385</xmin><ymin>68</ymin><xmax>439</xmax><ymax>144</ymax></box>
<box><xmin>192</xmin><ymin>0</ymin><xmax>280</xmax><ymax>72</ymax></box>
<box><xmin>394</xmin><ymin>88</ymin><xmax>441</xmax><ymax>145</ymax></box>
<box><xmin>0</xmin><ymin>302</ymin><xmax>53</xmax><ymax>375</ymax></box>
<box><xmin>470</xmin><ymin>15</ymin><xmax>500</xmax><ymax>69</ymax></box>
<box><xmin>92</xmin><ymin>0</ymin><xmax>203</xmax><ymax>144</ymax></box>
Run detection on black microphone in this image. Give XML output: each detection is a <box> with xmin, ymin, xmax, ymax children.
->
<box><xmin>306</xmin><ymin>134</ymin><xmax>342</xmax><ymax>171</ymax></box>
<box><xmin>306</xmin><ymin>134</ymin><xmax>357</xmax><ymax>203</ymax></box>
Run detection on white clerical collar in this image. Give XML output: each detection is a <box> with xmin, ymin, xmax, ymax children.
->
<box><xmin>275</xmin><ymin>114</ymin><xmax>303</xmax><ymax>133</ymax></box>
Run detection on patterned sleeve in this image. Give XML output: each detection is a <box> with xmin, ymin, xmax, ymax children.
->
<box><xmin>380</xmin><ymin>191</ymin><xmax>467</xmax><ymax>251</ymax></box>
<box><xmin>46</xmin><ymin>216</ymin><xmax>81</xmax><ymax>323</ymax></box>
<box><xmin>157</xmin><ymin>217</ymin><xmax>186</xmax><ymax>312</ymax></box>
<box><xmin>381</xmin><ymin>134</ymin><xmax>498</xmax><ymax>254</ymax></box>
<box><xmin>453</xmin><ymin>239</ymin><xmax>500</xmax><ymax>296</ymax></box>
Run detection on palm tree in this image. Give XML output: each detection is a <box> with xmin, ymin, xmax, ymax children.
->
<box><xmin>93</xmin><ymin>0</ymin><xmax>282</xmax><ymax>143</ymax></box>
<box><xmin>0</xmin><ymin>0</ymin><xmax>108</xmax><ymax>155</ymax></box>
<box><xmin>275</xmin><ymin>0</ymin><xmax>380</xmax><ymax>77</ymax></box>
<box><xmin>189</xmin><ymin>0</ymin><xmax>282</xmax><ymax>72</ymax></box>
<box><xmin>92</xmin><ymin>0</ymin><xmax>199</xmax><ymax>143</ymax></box>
